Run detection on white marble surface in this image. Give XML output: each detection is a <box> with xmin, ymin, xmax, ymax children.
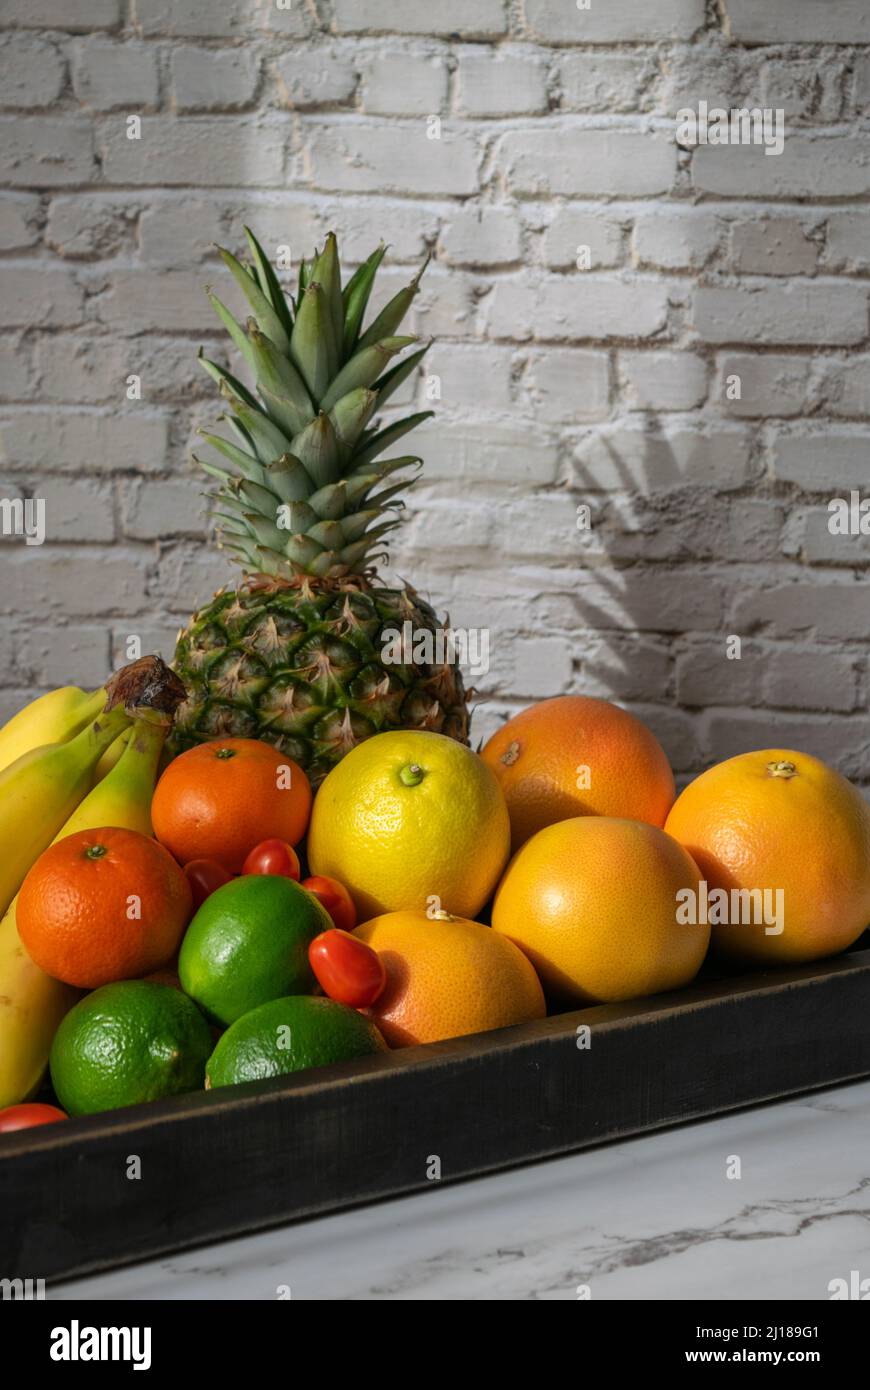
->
<box><xmin>52</xmin><ymin>1080</ymin><xmax>870</xmax><ymax>1301</ymax></box>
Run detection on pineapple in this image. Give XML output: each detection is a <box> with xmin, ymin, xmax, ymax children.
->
<box><xmin>171</xmin><ymin>229</ymin><xmax>470</xmax><ymax>784</ymax></box>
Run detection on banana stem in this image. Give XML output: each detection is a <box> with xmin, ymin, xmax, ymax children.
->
<box><xmin>79</xmin><ymin>688</ymin><xmax>111</xmax><ymax>723</ymax></box>
<box><xmin>76</xmin><ymin>702</ymin><xmax>135</xmax><ymax>761</ymax></box>
<box><xmin>104</xmin><ymin>655</ymin><xmax>187</xmax><ymax>718</ymax></box>
<box><xmin>120</xmin><ymin>715</ymin><xmax>169</xmax><ymax>774</ymax></box>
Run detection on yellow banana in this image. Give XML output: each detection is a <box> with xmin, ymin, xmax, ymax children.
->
<box><xmin>0</xmin><ymin>702</ymin><xmax>132</xmax><ymax>920</ymax></box>
<box><xmin>0</xmin><ymin>686</ymin><xmax>106</xmax><ymax>775</ymax></box>
<box><xmin>0</xmin><ymin>716</ymin><xmax>170</xmax><ymax>1108</ymax></box>
<box><xmin>95</xmin><ymin>732</ymin><xmax>176</xmax><ymax>785</ymax></box>
<box><xmin>94</xmin><ymin>729</ymin><xmax>131</xmax><ymax>783</ymax></box>
<box><xmin>66</xmin><ymin>717</ymin><xmax>165</xmax><ymax>839</ymax></box>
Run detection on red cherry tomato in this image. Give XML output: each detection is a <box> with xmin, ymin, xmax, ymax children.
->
<box><xmin>242</xmin><ymin>838</ymin><xmax>301</xmax><ymax>881</ymax></box>
<box><xmin>0</xmin><ymin>1103</ymin><xmax>67</xmax><ymax>1133</ymax></box>
<box><xmin>309</xmin><ymin>929</ymin><xmax>386</xmax><ymax>1008</ymax></box>
<box><xmin>302</xmin><ymin>874</ymin><xmax>357</xmax><ymax>932</ymax></box>
<box><xmin>184</xmin><ymin>858</ymin><xmax>232</xmax><ymax>909</ymax></box>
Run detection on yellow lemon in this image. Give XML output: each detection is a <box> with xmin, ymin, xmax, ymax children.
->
<box><xmin>307</xmin><ymin>730</ymin><xmax>510</xmax><ymax>919</ymax></box>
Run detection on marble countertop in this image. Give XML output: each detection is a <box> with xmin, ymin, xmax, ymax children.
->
<box><xmin>53</xmin><ymin>1079</ymin><xmax>870</xmax><ymax>1301</ymax></box>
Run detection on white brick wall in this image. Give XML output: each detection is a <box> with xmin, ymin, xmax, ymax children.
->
<box><xmin>1</xmin><ymin>1</ymin><xmax>869</xmax><ymax>789</ymax></box>
<box><xmin>73</xmin><ymin>38</ymin><xmax>160</xmax><ymax>110</ymax></box>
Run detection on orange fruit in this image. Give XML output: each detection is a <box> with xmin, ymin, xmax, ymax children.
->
<box><xmin>492</xmin><ymin>817</ymin><xmax>708</xmax><ymax>1005</ymax></box>
<box><xmin>152</xmin><ymin>737</ymin><xmax>311</xmax><ymax>873</ymax></box>
<box><xmin>665</xmin><ymin>750</ymin><xmax>870</xmax><ymax>966</ymax></box>
<box><xmin>354</xmin><ymin>909</ymin><xmax>545</xmax><ymax>1047</ymax></box>
<box><xmin>481</xmin><ymin>695</ymin><xmax>675</xmax><ymax>852</ymax></box>
<box><xmin>17</xmin><ymin>827</ymin><xmax>193</xmax><ymax>989</ymax></box>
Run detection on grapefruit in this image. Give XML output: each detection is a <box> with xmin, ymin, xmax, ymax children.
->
<box><xmin>355</xmin><ymin>909</ymin><xmax>546</xmax><ymax>1047</ymax></box>
<box><xmin>492</xmin><ymin>816</ymin><xmax>708</xmax><ymax>1004</ymax></box>
<box><xmin>481</xmin><ymin>695</ymin><xmax>675</xmax><ymax>852</ymax></box>
<box><xmin>665</xmin><ymin>749</ymin><xmax>870</xmax><ymax>965</ymax></box>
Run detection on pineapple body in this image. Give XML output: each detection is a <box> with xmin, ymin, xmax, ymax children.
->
<box><xmin>170</xmin><ymin>228</ymin><xmax>469</xmax><ymax>779</ymax></box>
<box><xmin>173</xmin><ymin>577</ymin><xmax>469</xmax><ymax>785</ymax></box>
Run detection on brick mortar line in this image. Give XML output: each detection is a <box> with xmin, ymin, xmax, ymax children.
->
<box><xmin>8</xmin><ymin>187</ymin><xmax>870</xmax><ymax>210</ymax></box>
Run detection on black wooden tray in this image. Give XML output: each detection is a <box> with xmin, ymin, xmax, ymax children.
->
<box><xmin>3</xmin><ymin>945</ymin><xmax>869</xmax><ymax>1285</ymax></box>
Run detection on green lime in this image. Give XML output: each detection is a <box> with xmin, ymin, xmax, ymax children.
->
<box><xmin>206</xmin><ymin>995</ymin><xmax>387</xmax><ymax>1089</ymax></box>
<box><xmin>178</xmin><ymin>874</ymin><xmax>332</xmax><ymax>1026</ymax></box>
<box><xmin>49</xmin><ymin>981</ymin><xmax>212</xmax><ymax>1116</ymax></box>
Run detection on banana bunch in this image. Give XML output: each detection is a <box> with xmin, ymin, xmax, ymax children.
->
<box><xmin>0</xmin><ymin>684</ymin><xmax>106</xmax><ymax>776</ymax></box>
<box><xmin>0</xmin><ymin>657</ymin><xmax>187</xmax><ymax>1107</ymax></box>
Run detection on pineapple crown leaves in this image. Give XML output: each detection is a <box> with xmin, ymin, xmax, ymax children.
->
<box><xmin>196</xmin><ymin>228</ymin><xmax>434</xmax><ymax>582</ymax></box>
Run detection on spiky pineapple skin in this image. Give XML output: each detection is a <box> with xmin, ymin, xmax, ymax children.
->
<box><xmin>170</xmin><ymin>577</ymin><xmax>469</xmax><ymax>786</ymax></box>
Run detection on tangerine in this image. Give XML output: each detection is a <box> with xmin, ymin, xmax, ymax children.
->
<box><xmin>152</xmin><ymin>738</ymin><xmax>311</xmax><ymax>873</ymax></box>
<box><xmin>18</xmin><ymin>826</ymin><xmax>192</xmax><ymax>989</ymax></box>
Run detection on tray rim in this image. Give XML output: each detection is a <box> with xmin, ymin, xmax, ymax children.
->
<box><xmin>3</xmin><ymin>944</ymin><xmax>869</xmax><ymax>1164</ymax></box>
<box><xmin>4</xmin><ymin>944</ymin><xmax>870</xmax><ymax>1286</ymax></box>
